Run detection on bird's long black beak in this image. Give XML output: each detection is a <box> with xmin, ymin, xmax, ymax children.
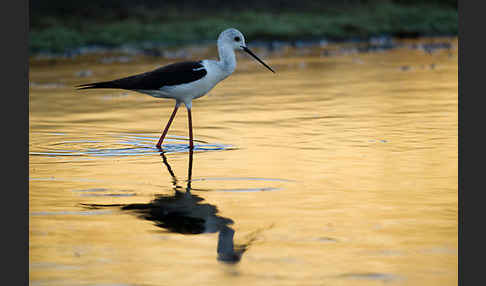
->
<box><xmin>242</xmin><ymin>46</ymin><xmax>275</xmax><ymax>73</ymax></box>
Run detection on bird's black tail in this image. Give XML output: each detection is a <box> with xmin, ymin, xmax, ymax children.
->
<box><xmin>76</xmin><ymin>81</ymin><xmax>118</xmax><ymax>90</ymax></box>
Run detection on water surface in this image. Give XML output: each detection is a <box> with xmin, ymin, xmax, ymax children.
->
<box><xmin>29</xmin><ymin>38</ymin><xmax>458</xmax><ymax>285</ymax></box>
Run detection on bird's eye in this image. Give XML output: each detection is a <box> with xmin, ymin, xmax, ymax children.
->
<box><xmin>234</xmin><ymin>36</ymin><xmax>241</xmax><ymax>42</ymax></box>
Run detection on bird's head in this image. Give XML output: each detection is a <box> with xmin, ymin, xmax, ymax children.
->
<box><xmin>218</xmin><ymin>28</ymin><xmax>247</xmax><ymax>51</ymax></box>
<box><xmin>218</xmin><ymin>28</ymin><xmax>275</xmax><ymax>73</ymax></box>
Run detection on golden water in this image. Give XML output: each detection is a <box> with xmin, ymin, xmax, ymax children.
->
<box><xmin>29</xmin><ymin>38</ymin><xmax>458</xmax><ymax>285</ymax></box>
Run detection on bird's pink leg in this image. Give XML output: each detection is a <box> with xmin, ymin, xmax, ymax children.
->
<box><xmin>156</xmin><ymin>103</ymin><xmax>179</xmax><ymax>148</ymax></box>
<box><xmin>187</xmin><ymin>108</ymin><xmax>194</xmax><ymax>150</ymax></box>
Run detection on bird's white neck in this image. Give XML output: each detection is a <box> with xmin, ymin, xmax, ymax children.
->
<box><xmin>217</xmin><ymin>41</ymin><xmax>236</xmax><ymax>75</ymax></box>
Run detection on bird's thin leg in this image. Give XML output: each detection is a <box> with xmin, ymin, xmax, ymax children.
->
<box><xmin>156</xmin><ymin>103</ymin><xmax>180</xmax><ymax>148</ymax></box>
<box><xmin>187</xmin><ymin>107</ymin><xmax>194</xmax><ymax>150</ymax></box>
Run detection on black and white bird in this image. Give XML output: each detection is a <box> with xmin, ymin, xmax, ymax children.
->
<box><xmin>77</xmin><ymin>28</ymin><xmax>275</xmax><ymax>149</ymax></box>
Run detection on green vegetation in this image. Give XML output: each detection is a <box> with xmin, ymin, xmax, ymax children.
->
<box><xmin>29</xmin><ymin>2</ymin><xmax>457</xmax><ymax>54</ymax></box>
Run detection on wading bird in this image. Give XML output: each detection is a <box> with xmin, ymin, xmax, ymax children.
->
<box><xmin>77</xmin><ymin>28</ymin><xmax>275</xmax><ymax>149</ymax></box>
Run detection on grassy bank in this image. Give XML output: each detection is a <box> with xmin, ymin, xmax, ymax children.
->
<box><xmin>29</xmin><ymin>3</ymin><xmax>457</xmax><ymax>55</ymax></box>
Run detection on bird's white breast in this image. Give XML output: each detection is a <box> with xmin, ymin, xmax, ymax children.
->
<box><xmin>152</xmin><ymin>60</ymin><xmax>230</xmax><ymax>102</ymax></box>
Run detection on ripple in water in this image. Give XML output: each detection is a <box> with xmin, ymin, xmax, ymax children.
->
<box><xmin>30</xmin><ymin>133</ymin><xmax>234</xmax><ymax>157</ymax></box>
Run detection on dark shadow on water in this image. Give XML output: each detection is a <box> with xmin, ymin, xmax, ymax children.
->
<box><xmin>83</xmin><ymin>149</ymin><xmax>256</xmax><ymax>264</ymax></box>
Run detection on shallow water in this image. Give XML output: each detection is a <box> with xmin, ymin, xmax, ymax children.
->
<box><xmin>29</xmin><ymin>38</ymin><xmax>458</xmax><ymax>285</ymax></box>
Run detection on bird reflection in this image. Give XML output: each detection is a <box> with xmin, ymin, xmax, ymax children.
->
<box><xmin>84</xmin><ymin>149</ymin><xmax>252</xmax><ymax>263</ymax></box>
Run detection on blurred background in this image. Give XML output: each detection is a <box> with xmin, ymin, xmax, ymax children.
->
<box><xmin>30</xmin><ymin>0</ymin><xmax>457</xmax><ymax>55</ymax></box>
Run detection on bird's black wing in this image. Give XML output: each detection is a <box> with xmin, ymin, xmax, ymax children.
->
<box><xmin>77</xmin><ymin>61</ymin><xmax>207</xmax><ymax>90</ymax></box>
